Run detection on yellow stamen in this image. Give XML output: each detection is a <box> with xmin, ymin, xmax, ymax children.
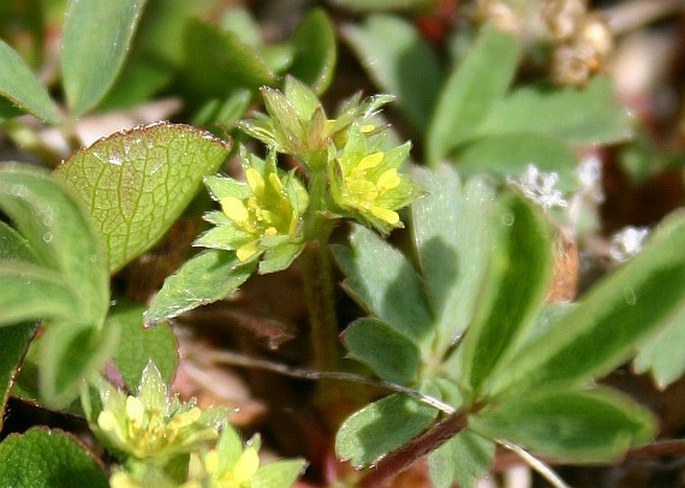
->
<box><xmin>377</xmin><ymin>169</ymin><xmax>401</xmax><ymax>190</ymax></box>
<box><xmin>245</xmin><ymin>168</ymin><xmax>265</xmax><ymax>197</ymax></box>
<box><xmin>360</xmin><ymin>124</ymin><xmax>376</xmax><ymax>133</ymax></box>
<box><xmin>356</xmin><ymin>152</ymin><xmax>384</xmax><ymax>172</ymax></box>
<box><xmin>370</xmin><ymin>206</ymin><xmax>400</xmax><ymax>225</ymax></box>
<box><xmin>265</xmin><ymin>227</ymin><xmax>277</xmax><ymax>236</ymax></box>
<box><xmin>221</xmin><ymin>197</ymin><xmax>249</xmax><ymax>222</ymax></box>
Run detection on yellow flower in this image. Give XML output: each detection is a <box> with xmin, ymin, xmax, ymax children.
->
<box><xmin>95</xmin><ymin>363</ymin><xmax>224</xmax><ymax>461</ymax></box>
<box><xmin>330</xmin><ymin>125</ymin><xmax>421</xmax><ymax>234</ymax></box>
<box><xmin>199</xmin><ymin>149</ymin><xmax>308</xmax><ymax>272</ymax></box>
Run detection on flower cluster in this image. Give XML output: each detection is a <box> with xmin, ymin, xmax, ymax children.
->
<box><xmin>329</xmin><ymin>124</ymin><xmax>421</xmax><ymax>234</ymax></box>
<box><xmin>199</xmin><ymin>75</ymin><xmax>421</xmax><ymax>262</ymax></box>
<box><xmin>197</xmin><ymin>148</ymin><xmax>308</xmax><ymax>273</ymax></box>
<box><xmin>94</xmin><ymin>363</ymin><xmax>225</xmax><ymax>462</ymax></box>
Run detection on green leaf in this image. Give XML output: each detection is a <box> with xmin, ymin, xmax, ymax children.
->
<box><xmin>479</xmin><ymin>77</ymin><xmax>632</xmax><ymax>145</ymax></box>
<box><xmin>0</xmin><ymin>260</ymin><xmax>77</xmax><ymax>326</ymax></box>
<box><xmin>470</xmin><ymin>388</ymin><xmax>657</xmax><ymax>462</ymax></box>
<box><xmin>454</xmin><ymin>133</ymin><xmax>578</xmax><ymax>191</ymax></box>
<box><xmin>0</xmin><ymin>220</ymin><xmax>36</xmax><ymax>261</ymax></box>
<box><xmin>60</xmin><ymin>0</ymin><xmax>148</xmax><ymax>115</ymax></box>
<box><xmin>99</xmin><ymin>0</ymin><xmax>221</xmax><ymax>110</ymax></box>
<box><xmin>0</xmin><ymin>324</ymin><xmax>35</xmax><ymax>430</ymax></box>
<box><xmin>411</xmin><ymin>166</ymin><xmax>494</xmax><ymax>353</ymax></box>
<box><xmin>109</xmin><ymin>301</ymin><xmax>178</xmax><ymax>390</ymax></box>
<box><xmin>0</xmin><ymin>165</ymin><xmax>109</xmax><ymax>327</ymax></box>
<box><xmin>335</xmin><ymin>393</ymin><xmax>438</xmax><ymax>468</ymax></box>
<box><xmin>181</xmin><ymin>18</ymin><xmax>275</xmax><ymax>102</ymax></box>
<box><xmin>343</xmin><ymin>318</ymin><xmax>420</xmax><ymax>384</ymax></box>
<box><xmin>57</xmin><ymin>122</ymin><xmax>231</xmax><ymax>272</ymax></box>
<box><xmin>426</xmin><ymin>26</ymin><xmax>519</xmax><ymax>165</ymax></box>
<box><xmin>0</xmin><ymin>221</ymin><xmax>36</xmax><ymax>430</ymax></box>
<box><xmin>39</xmin><ymin>320</ymin><xmax>119</xmax><ymax>408</ymax></box>
<box><xmin>0</xmin><ymin>427</ymin><xmax>108</xmax><ymax>488</ymax></box>
<box><xmin>459</xmin><ymin>193</ymin><xmax>553</xmax><ymax>399</ymax></box>
<box><xmin>343</xmin><ymin>14</ymin><xmax>442</xmax><ymax>130</ymax></box>
<box><xmin>0</xmin><ymin>39</ymin><xmax>59</xmax><ymax>123</ymax></box>
<box><xmin>144</xmin><ymin>249</ymin><xmax>256</xmax><ymax>325</ymax></box>
<box><xmin>633</xmin><ymin>305</ymin><xmax>685</xmax><ymax>389</ymax></box>
<box><xmin>252</xmin><ymin>460</ymin><xmax>307</xmax><ymax>488</ymax></box>
<box><xmin>428</xmin><ymin>429</ymin><xmax>495</xmax><ymax>488</ymax></box>
<box><xmin>334</xmin><ymin>224</ymin><xmax>434</xmax><ymax>349</ymax></box>
<box><xmin>288</xmin><ymin>9</ymin><xmax>337</xmax><ymax>95</ymax></box>
<box><xmin>488</xmin><ymin>212</ymin><xmax>685</xmax><ymax>398</ymax></box>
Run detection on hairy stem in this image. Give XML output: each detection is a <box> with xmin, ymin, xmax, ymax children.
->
<box><xmin>301</xmin><ymin>235</ymin><xmax>339</xmax><ymax>373</ymax></box>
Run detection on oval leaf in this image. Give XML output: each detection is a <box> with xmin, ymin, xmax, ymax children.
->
<box><xmin>334</xmin><ymin>224</ymin><xmax>434</xmax><ymax>349</ymax></box>
<box><xmin>288</xmin><ymin>9</ymin><xmax>337</xmax><ymax>94</ymax></box>
<box><xmin>454</xmin><ymin>133</ymin><xmax>578</xmax><ymax>191</ymax></box>
<box><xmin>109</xmin><ymin>301</ymin><xmax>178</xmax><ymax>389</ymax></box>
<box><xmin>60</xmin><ymin>0</ymin><xmax>148</xmax><ymax>115</ymax></box>
<box><xmin>57</xmin><ymin>122</ymin><xmax>231</xmax><ymax>272</ymax></box>
<box><xmin>488</xmin><ymin>212</ymin><xmax>685</xmax><ymax>398</ymax></box>
<box><xmin>459</xmin><ymin>193</ymin><xmax>553</xmax><ymax>398</ymax></box>
<box><xmin>181</xmin><ymin>18</ymin><xmax>275</xmax><ymax>101</ymax></box>
<box><xmin>343</xmin><ymin>318</ymin><xmax>420</xmax><ymax>384</ymax></box>
<box><xmin>470</xmin><ymin>388</ymin><xmax>656</xmax><ymax>463</ymax></box>
<box><xmin>335</xmin><ymin>393</ymin><xmax>438</xmax><ymax>468</ymax></box>
<box><xmin>343</xmin><ymin>14</ymin><xmax>442</xmax><ymax>130</ymax></box>
<box><xmin>426</xmin><ymin>26</ymin><xmax>519</xmax><ymax>165</ymax></box>
<box><xmin>411</xmin><ymin>166</ymin><xmax>494</xmax><ymax>354</ymax></box>
<box><xmin>478</xmin><ymin>77</ymin><xmax>632</xmax><ymax>145</ymax></box>
<box><xmin>0</xmin><ymin>165</ymin><xmax>109</xmax><ymax>327</ymax></box>
<box><xmin>0</xmin><ymin>427</ymin><xmax>107</xmax><ymax>487</ymax></box>
<box><xmin>0</xmin><ymin>39</ymin><xmax>60</xmax><ymax>123</ymax></box>
<box><xmin>144</xmin><ymin>249</ymin><xmax>256</xmax><ymax>325</ymax></box>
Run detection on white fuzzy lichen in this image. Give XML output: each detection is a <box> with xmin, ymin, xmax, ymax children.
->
<box><xmin>508</xmin><ymin>164</ymin><xmax>568</xmax><ymax>211</ymax></box>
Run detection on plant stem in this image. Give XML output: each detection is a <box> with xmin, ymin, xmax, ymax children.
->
<box><xmin>301</xmin><ymin>234</ymin><xmax>339</xmax><ymax>373</ymax></box>
<box><xmin>358</xmin><ymin>410</ymin><xmax>469</xmax><ymax>487</ymax></box>
<box><xmin>301</xmin><ymin>163</ymin><xmax>339</xmax><ymax>374</ymax></box>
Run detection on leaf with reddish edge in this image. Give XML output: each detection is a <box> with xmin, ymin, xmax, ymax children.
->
<box><xmin>57</xmin><ymin>122</ymin><xmax>231</xmax><ymax>272</ymax></box>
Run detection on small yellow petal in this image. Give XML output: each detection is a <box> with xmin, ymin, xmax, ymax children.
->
<box><xmin>204</xmin><ymin>450</ymin><xmax>219</xmax><ymax>475</ymax></box>
<box><xmin>377</xmin><ymin>169</ymin><xmax>401</xmax><ymax>190</ymax></box>
<box><xmin>221</xmin><ymin>197</ymin><xmax>249</xmax><ymax>222</ymax></box>
<box><xmin>264</xmin><ymin>227</ymin><xmax>277</xmax><ymax>236</ymax></box>
<box><xmin>97</xmin><ymin>410</ymin><xmax>118</xmax><ymax>433</ymax></box>
<box><xmin>370</xmin><ymin>206</ymin><xmax>400</xmax><ymax>225</ymax></box>
<box><xmin>232</xmin><ymin>448</ymin><xmax>260</xmax><ymax>483</ymax></box>
<box><xmin>237</xmin><ymin>240</ymin><xmax>260</xmax><ymax>261</ymax></box>
<box><xmin>360</xmin><ymin>124</ymin><xmax>376</xmax><ymax>133</ymax></box>
<box><xmin>125</xmin><ymin>396</ymin><xmax>145</xmax><ymax>426</ymax></box>
<box><xmin>245</xmin><ymin>168</ymin><xmax>265</xmax><ymax>196</ymax></box>
<box><xmin>356</xmin><ymin>152</ymin><xmax>384</xmax><ymax>172</ymax></box>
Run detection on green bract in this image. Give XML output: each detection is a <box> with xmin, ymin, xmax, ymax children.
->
<box><xmin>198</xmin><ymin>147</ymin><xmax>308</xmax><ymax>268</ymax></box>
<box><xmin>239</xmin><ymin>75</ymin><xmax>394</xmax><ymax>167</ymax></box>
<box><xmin>329</xmin><ymin>124</ymin><xmax>421</xmax><ymax>234</ymax></box>
<box><xmin>94</xmin><ymin>363</ymin><xmax>225</xmax><ymax>462</ymax></box>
